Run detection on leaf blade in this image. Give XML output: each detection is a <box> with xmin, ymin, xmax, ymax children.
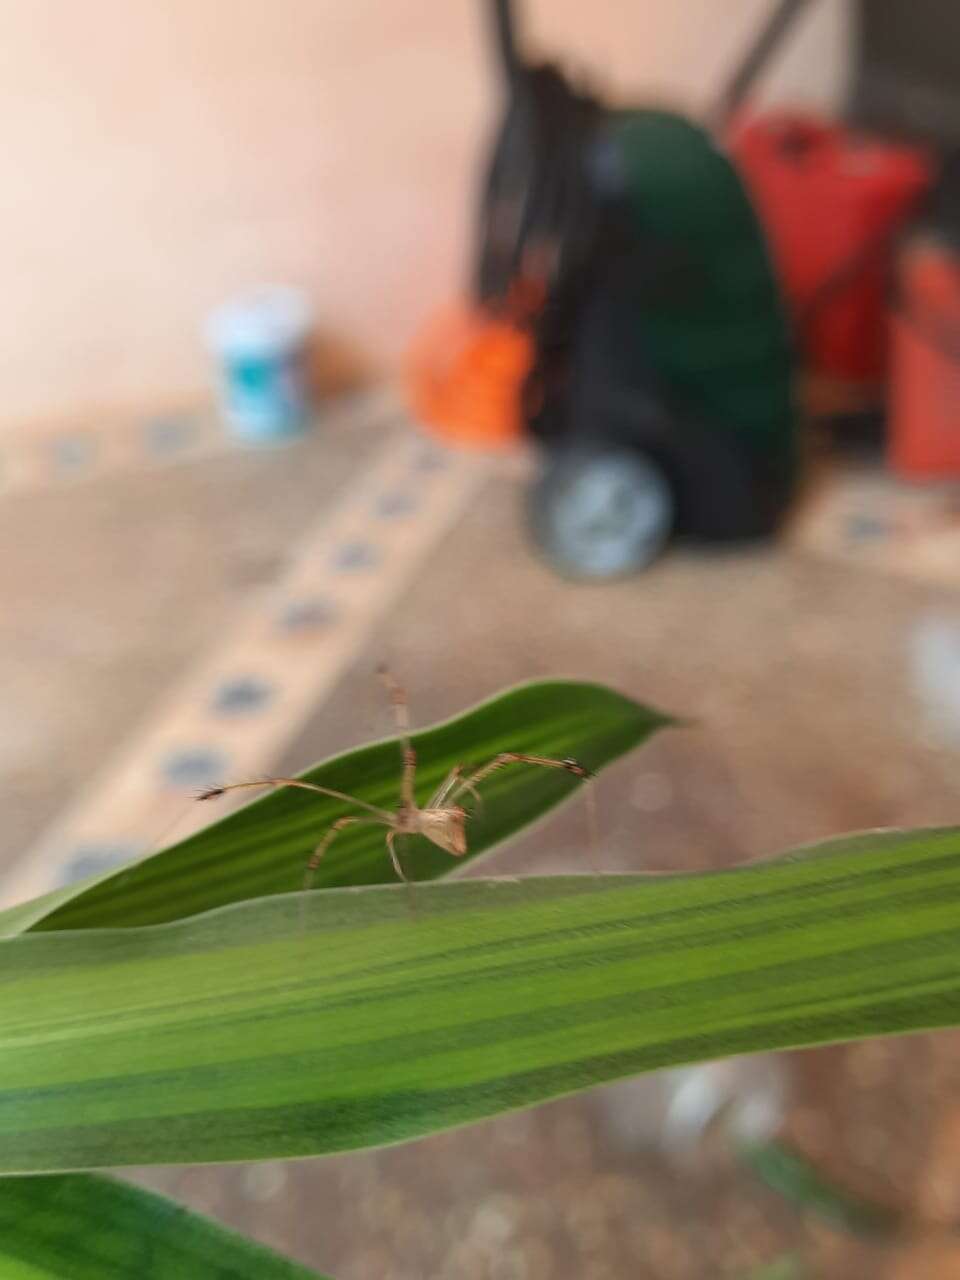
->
<box><xmin>8</xmin><ymin>680</ymin><xmax>671</xmax><ymax>934</ymax></box>
<box><xmin>0</xmin><ymin>1174</ymin><xmax>325</xmax><ymax>1277</ymax></box>
<box><xmin>1</xmin><ymin>827</ymin><xmax>959</xmax><ymax>1172</ymax></box>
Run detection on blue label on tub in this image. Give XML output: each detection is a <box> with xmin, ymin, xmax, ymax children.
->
<box><xmin>221</xmin><ymin>350</ymin><xmax>308</xmax><ymax>442</ymax></box>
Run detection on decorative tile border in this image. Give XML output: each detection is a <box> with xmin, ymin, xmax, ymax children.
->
<box><xmin>789</xmin><ymin>465</ymin><xmax>960</xmax><ymax>588</ymax></box>
<box><xmin>0</xmin><ymin>385</ymin><xmax>401</xmax><ymax>497</ymax></box>
<box><xmin>2</xmin><ymin>427</ymin><xmax>487</xmax><ymax>908</ymax></box>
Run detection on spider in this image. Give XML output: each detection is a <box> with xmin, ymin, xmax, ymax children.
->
<box><xmin>197</xmin><ymin>666</ymin><xmax>593</xmax><ymax>893</ymax></box>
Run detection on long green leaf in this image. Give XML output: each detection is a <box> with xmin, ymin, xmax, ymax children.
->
<box><xmin>0</xmin><ymin>1174</ymin><xmax>324</xmax><ymax>1277</ymax></box>
<box><xmin>2</xmin><ymin>680</ymin><xmax>670</xmax><ymax>936</ymax></box>
<box><xmin>2</xmin><ymin>828</ymin><xmax>960</xmax><ymax>1172</ymax></box>
<box><xmin>741</xmin><ymin>1139</ymin><xmax>901</xmax><ymax>1238</ymax></box>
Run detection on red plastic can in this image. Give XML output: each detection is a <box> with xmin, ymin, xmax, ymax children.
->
<box><xmin>729</xmin><ymin>112</ymin><xmax>933</xmax><ymax>382</ymax></box>
<box><xmin>888</xmin><ymin>235</ymin><xmax>960</xmax><ymax>479</ymax></box>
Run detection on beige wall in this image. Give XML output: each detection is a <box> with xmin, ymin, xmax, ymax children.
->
<box><xmin>0</xmin><ymin>0</ymin><xmax>849</xmax><ymax>432</ymax></box>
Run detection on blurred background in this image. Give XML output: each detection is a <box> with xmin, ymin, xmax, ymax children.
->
<box><xmin>4</xmin><ymin>0</ymin><xmax>960</xmax><ymax>1275</ymax></box>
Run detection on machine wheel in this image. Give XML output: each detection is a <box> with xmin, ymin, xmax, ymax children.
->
<box><xmin>529</xmin><ymin>447</ymin><xmax>675</xmax><ymax>580</ymax></box>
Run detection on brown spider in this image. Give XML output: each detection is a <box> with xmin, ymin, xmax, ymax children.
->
<box><xmin>197</xmin><ymin>666</ymin><xmax>593</xmax><ymax>892</ymax></box>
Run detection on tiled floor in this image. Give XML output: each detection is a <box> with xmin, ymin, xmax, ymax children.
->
<box><xmin>2</xmin><ymin>423</ymin><xmax>485</xmax><ymax>906</ymax></box>
<box><xmin>5</xmin><ymin>395</ymin><xmax>960</xmax><ymax>1277</ymax></box>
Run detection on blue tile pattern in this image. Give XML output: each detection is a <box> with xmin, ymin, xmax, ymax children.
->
<box><xmin>52</xmin><ymin>434</ymin><xmax>97</xmax><ymax>476</ymax></box>
<box><xmin>413</xmin><ymin>445</ymin><xmax>447</xmax><ymax>473</ymax></box>
<box><xmin>374</xmin><ymin>490</ymin><xmax>417</xmax><ymax>519</ymax></box>
<box><xmin>333</xmin><ymin>541</ymin><xmax>379</xmax><ymax>571</ymax></box>
<box><xmin>211</xmin><ymin>675</ymin><xmax>275</xmax><ymax>715</ymax></box>
<box><xmin>59</xmin><ymin>841</ymin><xmax>142</xmax><ymax>886</ymax></box>
<box><xmin>844</xmin><ymin>513</ymin><xmax>890</xmax><ymax>542</ymax></box>
<box><xmin>160</xmin><ymin>746</ymin><xmax>229</xmax><ymax>789</ymax></box>
<box><xmin>277</xmin><ymin>596</ymin><xmax>339</xmax><ymax>632</ymax></box>
<box><xmin>143</xmin><ymin>415</ymin><xmax>198</xmax><ymax>457</ymax></box>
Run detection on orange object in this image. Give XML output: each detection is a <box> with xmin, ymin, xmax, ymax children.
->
<box><xmin>405</xmin><ymin>304</ymin><xmax>533</xmax><ymax>449</ymax></box>
<box><xmin>889</xmin><ymin>237</ymin><xmax>960</xmax><ymax>479</ymax></box>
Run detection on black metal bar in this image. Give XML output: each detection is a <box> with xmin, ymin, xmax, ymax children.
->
<box><xmin>489</xmin><ymin>0</ymin><xmax>522</xmax><ymax>86</ymax></box>
<box><xmin>712</xmin><ymin>0</ymin><xmax>818</xmax><ymax>129</ymax></box>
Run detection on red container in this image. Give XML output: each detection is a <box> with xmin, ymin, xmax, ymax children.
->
<box><xmin>729</xmin><ymin>112</ymin><xmax>933</xmax><ymax>381</ymax></box>
<box><xmin>889</xmin><ymin>236</ymin><xmax>960</xmax><ymax>479</ymax></box>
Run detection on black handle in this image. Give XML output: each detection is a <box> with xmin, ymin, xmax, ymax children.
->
<box><xmin>712</xmin><ymin>0</ymin><xmax>818</xmax><ymax>129</ymax></box>
<box><xmin>489</xmin><ymin>0</ymin><xmax>522</xmax><ymax>88</ymax></box>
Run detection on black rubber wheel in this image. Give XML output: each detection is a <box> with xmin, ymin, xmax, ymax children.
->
<box><xmin>529</xmin><ymin>447</ymin><xmax>675</xmax><ymax>580</ymax></box>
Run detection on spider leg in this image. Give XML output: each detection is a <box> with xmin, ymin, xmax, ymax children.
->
<box><xmin>451</xmin><ymin>752</ymin><xmax>598</xmax><ymax>872</ymax></box>
<box><xmin>299</xmin><ymin>814</ymin><xmax>386</xmax><ymax>933</ymax></box>
<box><xmin>197</xmin><ymin>777</ymin><xmax>390</xmax><ymax>820</ymax></box>
<box><xmin>385</xmin><ymin>830</ymin><xmax>410</xmax><ymax>883</ymax></box>
<box><xmin>428</xmin><ymin>764</ymin><xmax>483</xmax><ymax>813</ymax></box>
<box><xmin>581</xmin><ymin>775</ymin><xmax>599</xmax><ymax>875</ymax></box>
<box><xmin>428</xmin><ymin>764</ymin><xmax>460</xmax><ymax>808</ymax></box>
<box><xmin>303</xmin><ymin>816</ymin><xmax>386</xmax><ymax>892</ymax></box>
<box><xmin>452</xmin><ymin>752</ymin><xmax>591</xmax><ymax>794</ymax></box>
<box><xmin>378</xmin><ymin>665</ymin><xmax>417</xmax><ymax>811</ymax></box>
<box><xmin>387</xmin><ymin>831</ymin><xmax>418</xmax><ymax>918</ymax></box>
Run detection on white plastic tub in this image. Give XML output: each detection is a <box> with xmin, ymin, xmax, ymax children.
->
<box><xmin>206</xmin><ymin>287</ymin><xmax>313</xmax><ymax>444</ymax></box>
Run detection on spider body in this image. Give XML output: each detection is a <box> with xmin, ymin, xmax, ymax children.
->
<box><xmin>198</xmin><ymin>668</ymin><xmax>592</xmax><ymax>891</ymax></box>
<box><xmin>408</xmin><ymin>804</ymin><xmax>468</xmax><ymax>856</ymax></box>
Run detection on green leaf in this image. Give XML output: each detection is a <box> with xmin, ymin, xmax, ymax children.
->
<box><xmin>741</xmin><ymin>1139</ymin><xmax>901</xmax><ymax>1238</ymax></box>
<box><xmin>0</xmin><ymin>1173</ymin><xmax>324</xmax><ymax>1277</ymax></box>
<box><xmin>2</xmin><ymin>827</ymin><xmax>960</xmax><ymax>1172</ymax></box>
<box><xmin>2</xmin><ymin>680</ymin><xmax>671</xmax><ymax>935</ymax></box>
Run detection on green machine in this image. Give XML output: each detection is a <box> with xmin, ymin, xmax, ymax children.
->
<box><xmin>476</xmin><ymin>1</ymin><xmax>797</xmax><ymax>578</ymax></box>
